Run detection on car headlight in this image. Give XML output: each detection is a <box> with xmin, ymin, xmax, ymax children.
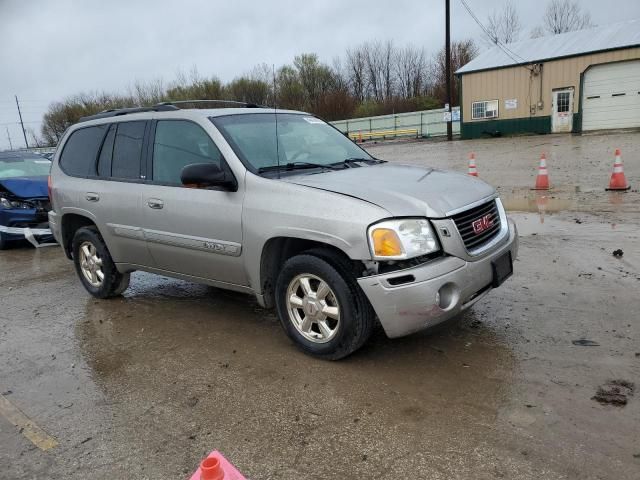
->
<box><xmin>0</xmin><ymin>196</ymin><xmax>31</xmax><ymax>209</ymax></box>
<box><xmin>368</xmin><ymin>218</ymin><xmax>439</xmax><ymax>260</ymax></box>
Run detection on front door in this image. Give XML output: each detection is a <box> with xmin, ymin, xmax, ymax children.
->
<box><xmin>140</xmin><ymin>119</ymin><xmax>247</xmax><ymax>286</ymax></box>
<box><xmin>552</xmin><ymin>88</ymin><xmax>574</xmax><ymax>133</ymax></box>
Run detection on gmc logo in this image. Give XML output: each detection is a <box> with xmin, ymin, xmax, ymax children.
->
<box><xmin>472</xmin><ymin>214</ymin><xmax>494</xmax><ymax>234</ymax></box>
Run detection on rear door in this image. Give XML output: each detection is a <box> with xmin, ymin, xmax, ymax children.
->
<box><xmin>139</xmin><ymin>119</ymin><xmax>247</xmax><ymax>286</ymax></box>
<box><xmin>84</xmin><ymin>120</ymin><xmax>154</xmax><ymax>266</ymax></box>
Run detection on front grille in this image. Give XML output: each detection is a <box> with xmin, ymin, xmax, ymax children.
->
<box><xmin>451</xmin><ymin>200</ymin><xmax>501</xmax><ymax>251</ymax></box>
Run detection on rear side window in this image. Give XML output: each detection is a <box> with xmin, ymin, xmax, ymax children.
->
<box><xmin>152</xmin><ymin>120</ymin><xmax>222</xmax><ymax>185</ymax></box>
<box><xmin>111</xmin><ymin>121</ymin><xmax>146</xmax><ymax>180</ymax></box>
<box><xmin>59</xmin><ymin>125</ymin><xmax>108</xmax><ymax>176</ymax></box>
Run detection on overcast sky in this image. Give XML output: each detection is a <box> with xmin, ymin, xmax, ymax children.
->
<box><xmin>1</xmin><ymin>0</ymin><xmax>639</xmax><ymax>150</ymax></box>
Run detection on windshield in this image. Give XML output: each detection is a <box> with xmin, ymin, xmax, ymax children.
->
<box><xmin>0</xmin><ymin>155</ymin><xmax>52</xmax><ymax>179</ymax></box>
<box><xmin>211</xmin><ymin>113</ymin><xmax>372</xmax><ymax>172</ymax></box>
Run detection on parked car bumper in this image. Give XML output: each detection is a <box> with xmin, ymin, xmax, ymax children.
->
<box><xmin>357</xmin><ymin>218</ymin><xmax>518</xmax><ymax>338</ymax></box>
<box><xmin>0</xmin><ymin>208</ymin><xmax>53</xmax><ymax>243</ymax></box>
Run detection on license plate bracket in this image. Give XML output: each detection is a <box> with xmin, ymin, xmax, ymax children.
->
<box><xmin>491</xmin><ymin>251</ymin><xmax>513</xmax><ymax>288</ymax></box>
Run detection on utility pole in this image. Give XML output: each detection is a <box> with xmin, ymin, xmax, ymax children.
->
<box><xmin>6</xmin><ymin>126</ymin><xmax>13</xmax><ymax>150</ymax></box>
<box><xmin>15</xmin><ymin>95</ymin><xmax>29</xmax><ymax>149</ymax></box>
<box><xmin>445</xmin><ymin>0</ymin><xmax>452</xmax><ymax>141</ymax></box>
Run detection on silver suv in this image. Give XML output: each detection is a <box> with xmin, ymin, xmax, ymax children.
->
<box><xmin>48</xmin><ymin>102</ymin><xmax>518</xmax><ymax>359</ymax></box>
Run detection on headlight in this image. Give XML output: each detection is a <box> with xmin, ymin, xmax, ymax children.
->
<box><xmin>0</xmin><ymin>197</ymin><xmax>31</xmax><ymax>209</ymax></box>
<box><xmin>368</xmin><ymin>218</ymin><xmax>439</xmax><ymax>260</ymax></box>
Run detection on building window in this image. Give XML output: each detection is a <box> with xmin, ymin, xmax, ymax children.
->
<box><xmin>556</xmin><ymin>92</ymin><xmax>571</xmax><ymax>113</ymax></box>
<box><xmin>471</xmin><ymin>100</ymin><xmax>499</xmax><ymax>120</ymax></box>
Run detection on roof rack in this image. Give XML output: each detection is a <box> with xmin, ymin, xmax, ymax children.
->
<box><xmin>78</xmin><ymin>104</ymin><xmax>179</xmax><ymax>123</ymax></box>
<box><xmin>77</xmin><ymin>99</ymin><xmax>263</xmax><ymax>123</ymax></box>
<box><xmin>155</xmin><ymin>99</ymin><xmax>262</xmax><ymax>108</ymax></box>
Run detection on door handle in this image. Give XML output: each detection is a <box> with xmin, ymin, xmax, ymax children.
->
<box><xmin>147</xmin><ymin>199</ymin><xmax>164</xmax><ymax>209</ymax></box>
<box><xmin>85</xmin><ymin>193</ymin><xmax>100</xmax><ymax>202</ymax></box>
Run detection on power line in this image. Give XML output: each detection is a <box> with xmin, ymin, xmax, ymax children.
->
<box><xmin>458</xmin><ymin>0</ymin><xmax>533</xmax><ymax>71</ymax></box>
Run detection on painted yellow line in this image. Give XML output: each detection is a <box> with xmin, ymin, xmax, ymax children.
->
<box><xmin>0</xmin><ymin>394</ymin><xmax>58</xmax><ymax>451</ymax></box>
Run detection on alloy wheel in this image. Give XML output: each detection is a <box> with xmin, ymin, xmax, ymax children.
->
<box><xmin>286</xmin><ymin>273</ymin><xmax>341</xmax><ymax>343</ymax></box>
<box><xmin>78</xmin><ymin>241</ymin><xmax>104</xmax><ymax>287</ymax></box>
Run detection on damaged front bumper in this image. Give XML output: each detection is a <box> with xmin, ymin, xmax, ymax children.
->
<box><xmin>358</xmin><ymin>219</ymin><xmax>518</xmax><ymax>338</ymax></box>
<box><xmin>0</xmin><ymin>208</ymin><xmax>54</xmax><ymax>247</ymax></box>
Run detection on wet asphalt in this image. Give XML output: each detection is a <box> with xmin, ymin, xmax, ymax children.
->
<box><xmin>1</xmin><ymin>133</ymin><xmax>639</xmax><ymax>479</ymax></box>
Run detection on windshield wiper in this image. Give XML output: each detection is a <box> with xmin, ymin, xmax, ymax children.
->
<box><xmin>258</xmin><ymin>162</ymin><xmax>340</xmax><ymax>173</ymax></box>
<box><xmin>332</xmin><ymin>157</ymin><xmax>387</xmax><ymax>168</ymax></box>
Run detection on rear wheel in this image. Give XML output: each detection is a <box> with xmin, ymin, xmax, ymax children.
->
<box><xmin>275</xmin><ymin>249</ymin><xmax>375</xmax><ymax>360</ymax></box>
<box><xmin>72</xmin><ymin>226</ymin><xmax>130</xmax><ymax>298</ymax></box>
<box><xmin>0</xmin><ymin>232</ymin><xmax>7</xmax><ymax>250</ymax></box>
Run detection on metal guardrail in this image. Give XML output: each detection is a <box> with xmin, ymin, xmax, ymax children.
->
<box><xmin>332</xmin><ymin>107</ymin><xmax>460</xmax><ymax>140</ymax></box>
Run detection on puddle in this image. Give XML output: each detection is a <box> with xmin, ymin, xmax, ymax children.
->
<box><xmin>502</xmin><ymin>193</ymin><xmax>575</xmax><ymax>214</ymax></box>
<box><xmin>73</xmin><ymin>272</ymin><xmax>518</xmax><ymax>479</ymax></box>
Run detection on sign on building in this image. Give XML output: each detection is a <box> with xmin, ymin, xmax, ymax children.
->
<box><xmin>505</xmin><ymin>99</ymin><xmax>518</xmax><ymax>110</ymax></box>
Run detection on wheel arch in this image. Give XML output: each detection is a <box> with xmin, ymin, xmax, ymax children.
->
<box><xmin>258</xmin><ymin>237</ymin><xmax>366</xmax><ymax>309</ymax></box>
<box><xmin>60</xmin><ymin>212</ymin><xmax>98</xmax><ymax>259</ymax></box>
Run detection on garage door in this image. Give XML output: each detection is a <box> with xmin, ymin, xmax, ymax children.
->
<box><xmin>582</xmin><ymin>59</ymin><xmax>640</xmax><ymax>131</ymax></box>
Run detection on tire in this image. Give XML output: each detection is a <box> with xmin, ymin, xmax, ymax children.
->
<box><xmin>275</xmin><ymin>248</ymin><xmax>375</xmax><ymax>360</ymax></box>
<box><xmin>71</xmin><ymin>226</ymin><xmax>130</xmax><ymax>298</ymax></box>
<box><xmin>0</xmin><ymin>232</ymin><xmax>7</xmax><ymax>250</ymax></box>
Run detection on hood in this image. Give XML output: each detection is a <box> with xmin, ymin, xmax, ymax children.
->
<box><xmin>0</xmin><ymin>176</ymin><xmax>49</xmax><ymax>199</ymax></box>
<box><xmin>284</xmin><ymin>163</ymin><xmax>496</xmax><ymax>217</ymax></box>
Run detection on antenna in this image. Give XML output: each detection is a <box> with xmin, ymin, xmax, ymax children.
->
<box><xmin>273</xmin><ymin>64</ymin><xmax>280</xmax><ymax>179</ymax></box>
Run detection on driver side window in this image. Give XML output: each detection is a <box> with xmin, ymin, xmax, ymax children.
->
<box><xmin>152</xmin><ymin>120</ymin><xmax>222</xmax><ymax>185</ymax></box>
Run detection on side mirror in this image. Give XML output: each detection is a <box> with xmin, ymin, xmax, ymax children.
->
<box><xmin>180</xmin><ymin>163</ymin><xmax>236</xmax><ymax>190</ymax></box>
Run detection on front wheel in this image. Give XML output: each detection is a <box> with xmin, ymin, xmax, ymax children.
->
<box><xmin>275</xmin><ymin>249</ymin><xmax>375</xmax><ymax>360</ymax></box>
<box><xmin>72</xmin><ymin>226</ymin><xmax>130</xmax><ymax>298</ymax></box>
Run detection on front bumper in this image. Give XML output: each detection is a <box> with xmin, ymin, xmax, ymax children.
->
<box><xmin>358</xmin><ymin>218</ymin><xmax>518</xmax><ymax>338</ymax></box>
<box><xmin>0</xmin><ymin>208</ymin><xmax>53</xmax><ymax>244</ymax></box>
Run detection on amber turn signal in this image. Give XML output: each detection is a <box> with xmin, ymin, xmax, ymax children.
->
<box><xmin>371</xmin><ymin>228</ymin><xmax>403</xmax><ymax>257</ymax></box>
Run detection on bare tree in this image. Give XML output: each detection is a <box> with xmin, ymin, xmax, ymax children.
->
<box><xmin>433</xmin><ymin>39</ymin><xmax>479</xmax><ymax>106</ymax></box>
<box><xmin>129</xmin><ymin>78</ymin><xmax>166</xmax><ymax>105</ymax></box>
<box><xmin>542</xmin><ymin>0</ymin><xmax>593</xmax><ymax>34</ymax></box>
<box><xmin>293</xmin><ymin>53</ymin><xmax>338</xmax><ymax>111</ymax></box>
<box><xmin>364</xmin><ymin>40</ymin><xmax>396</xmax><ymax>102</ymax></box>
<box><xmin>486</xmin><ymin>1</ymin><xmax>522</xmax><ymax>44</ymax></box>
<box><xmin>394</xmin><ymin>45</ymin><xmax>427</xmax><ymax>99</ymax></box>
<box><xmin>529</xmin><ymin>25</ymin><xmax>546</xmax><ymax>39</ymax></box>
<box><xmin>345</xmin><ymin>46</ymin><xmax>368</xmax><ymax>101</ymax></box>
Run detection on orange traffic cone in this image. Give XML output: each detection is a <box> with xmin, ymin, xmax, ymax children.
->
<box><xmin>200</xmin><ymin>457</ymin><xmax>224</xmax><ymax>480</ymax></box>
<box><xmin>606</xmin><ymin>149</ymin><xmax>630</xmax><ymax>191</ymax></box>
<box><xmin>468</xmin><ymin>153</ymin><xmax>478</xmax><ymax>176</ymax></box>
<box><xmin>189</xmin><ymin>450</ymin><xmax>247</xmax><ymax>480</ymax></box>
<box><xmin>533</xmin><ymin>153</ymin><xmax>550</xmax><ymax>190</ymax></box>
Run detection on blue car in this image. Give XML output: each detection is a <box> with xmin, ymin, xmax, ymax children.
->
<box><xmin>0</xmin><ymin>152</ymin><xmax>55</xmax><ymax>249</ymax></box>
